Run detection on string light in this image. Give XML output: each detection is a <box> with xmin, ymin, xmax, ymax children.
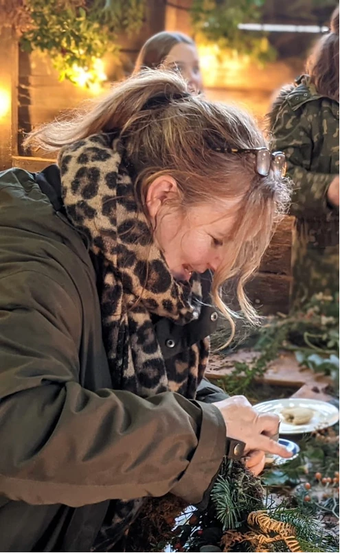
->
<box><xmin>69</xmin><ymin>58</ymin><xmax>106</xmax><ymax>93</ymax></box>
<box><xmin>0</xmin><ymin>87</ymin><xmax>11</xmax><ymax>119</ymax></box>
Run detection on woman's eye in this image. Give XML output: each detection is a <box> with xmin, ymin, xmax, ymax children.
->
<box><xmin>212</xmin><ymin>237</ymin><xmax>223</xmax><ymax>247</ymax></box>
<box><xmin>171</xmin><ymin>63</ymin><xmax>184</xmax><ymax>74</ymax></box>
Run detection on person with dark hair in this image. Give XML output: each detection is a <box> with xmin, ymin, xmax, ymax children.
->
<box><xmin>0</xmin><ymin>69</ymin><xmax>291</xmax><ymax>551</ymax></box>
<box><xmin>134</xmin><ymin>30</ymin><xmax>203</xmax><ymax>93</ymax></box>
<box><xmin>269</xmin><ymin>6</ymin><xmax>339</xmax><ymax>307</ymax></box>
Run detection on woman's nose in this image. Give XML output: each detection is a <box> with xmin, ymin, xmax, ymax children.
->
<box><xmin>187</xmin><ymin>74</ymin><xmax>201</xmax><ymax>93</ymax></box>
<box><xmin>209</xmin><ymin>253</ymin><xmax>223</xmax><ymax>273</ymax></box>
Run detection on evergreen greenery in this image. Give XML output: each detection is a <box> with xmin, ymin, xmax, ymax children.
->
<box><xmin>211</xmin><ymin>460</ymin><xmax>264</xmax><ymax>530</ymax></box>
<box><xmin>212</xmin><ymin>293</ymin><xmax>339</xmax><ymax>397</ymax></box>
<box><xmin>165</xmin><ymin>428</ymin><xmax>339</xmax><ymax>552</ymax></box>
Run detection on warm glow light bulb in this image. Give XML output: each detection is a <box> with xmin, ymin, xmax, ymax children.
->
<box><xmin>70</xmin><ymin>58</ymin><xmax>106</xmax><ymax>93</ymax></box>
<box><xmin>0</xmin><ymin>87</ymin><xmax>11</xmax><ymax>119</ymax></box>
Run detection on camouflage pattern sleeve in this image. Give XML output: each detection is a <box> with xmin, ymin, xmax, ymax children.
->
<box><xmin>270</xmin><ymin>102</ymin><xmax>334</xmax><ymax>219</ymax></box>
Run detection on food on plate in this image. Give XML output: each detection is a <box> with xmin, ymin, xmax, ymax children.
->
<box><xmin>280</xmin><ymin>407</ymin><xmax>314</xmax><ymax>425</ymax></box>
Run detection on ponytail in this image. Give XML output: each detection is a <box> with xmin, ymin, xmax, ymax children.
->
<box><xmin>24</xmin><ymin>69</ymin><xmax>189</xmax><ymax>152</ymax></box>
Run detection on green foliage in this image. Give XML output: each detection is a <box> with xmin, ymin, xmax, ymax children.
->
<box><xmin>191</xmin><ymin>0</ymin><xmax>276</xmax><ymax>63</ymax></box>
<box><xmin>20</xmin><ymin>0</ymin><xmax>146</xmax><ymax>85</ymax></box>
<box><xmin>211</xmin><ymin>465</ymin><xmax>263</xmax><ymax>531</ymax></box>
<box><xmin>170</xmin><ymin>443</ymin><xmax>339</xmax><ymax>551</ymax></box>
<box><xmin>262</xmin><ymin>466</ymin><xmax>301</xmax><ymax>487</ymax></box>
<box><xmin>262</xmin><ymin>425</ymin><xmax>339</xmax><ymax>552</ymax></box>
<box><xmin>258</xmin><ymin>293</ymin><xmax>339</xmax><ymax>356</ymax></box>
<box><xmin>98</xmin><ymin>0</ymin><xmax>146</xmax><ymax>34</ymax></box>
<box><xmin>269</xmin><ymin>507</ymin><xmax>339</xmax><ymax>552</ymax></box>
<box><xmin>263</xmin><ymin>424</ymin><xmax>339</xmax><ymax>497</ymax></box>
<box><xmin>211</xmin><ymin>476</ymin><xmax>239</xmax><ymax>529</ymax></box>
<box><xmin>295</xmin><ymin>351</ymin><xmax>339</xmax><ymax>382</ymax></box>
<box><xmin>213</xmin><ymin>292</ymin><xmax>339</xmax><ymax>398</ymax></box>
<box><xmin>167</xmin><ymin>460</ymin><xmax>264</xmax><ymax>551</ymax></box>
<box><xmin>131</xmin><ymin>427</ymin><xmax>338</xmax><ymax>551</ymax></box>
<box><xmin>215</xmin><ymin>322</ymin><xmax>288</xmax><ymax>397</ymax></box>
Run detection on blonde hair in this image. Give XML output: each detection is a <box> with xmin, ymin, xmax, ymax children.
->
<box><xmin>25</xmin><ymin>70</ymin><xmax>290</xmax><ymax>341</ymax></box>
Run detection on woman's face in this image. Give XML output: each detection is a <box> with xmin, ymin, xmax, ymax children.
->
<box><xmin>147</xmin><ymin>180</ymin><xmax>239</xmax><ymax>281</ymax></box>
<box><xmin>164</xmin><ymin>42</ymin><xmax>203</xmax><ymax>93</ymax></box>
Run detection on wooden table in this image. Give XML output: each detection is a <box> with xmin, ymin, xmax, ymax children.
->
<box><xmin>206</xmin><ymin>349</ymin><xmax>333</xmax><ymax>401</ymax></box>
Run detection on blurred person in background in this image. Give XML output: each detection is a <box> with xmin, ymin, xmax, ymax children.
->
<box><xmin>134</xmin><ymin>31</ymin><xmax>203</xmax><ymax>93</ymax></box>
<box><xmin>269</xmin><ymin>6</ymin><xmax>339</xmax><ymax>308</ymax></box>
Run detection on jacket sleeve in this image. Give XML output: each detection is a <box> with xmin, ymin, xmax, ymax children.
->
<box><xmin>270</xmin><ymin>102</ymin><xmax>334</xmax><ymax>218</ymax></box>
<box><xmin>0</xmin><ymin>270</ymin><xmax>226</xmax><ymax>508</ymax></box>
<box><xmin>196</xmin><ymin>377</ymin><xmax>229</xmax><ymax>403</ymax></box>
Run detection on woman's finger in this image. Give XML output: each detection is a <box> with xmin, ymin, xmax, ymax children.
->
<box><xmin>245</xmin><ymin>450</ymin><xmax>264</xmax><ymax>467</ymax></box>
<box><xmin>248</xmin><ymin>458</ymin><xmax>266</xmax><ymax>476</ymax></box>
<box><xmin>257</xmin><ymin>413</ymin><xmax>281</xmax><ymax>435</ymax></box>
<box><xmin>244</xmin><ymin>451</ymin><xmax>266</xmax><ymax>475</ymax></box>
<box><xmin>252</xmin><ymin>434</ymin><xmax>292</xmax><ymax>458</ymax></box>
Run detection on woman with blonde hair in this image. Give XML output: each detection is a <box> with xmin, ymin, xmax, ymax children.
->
<box><xmin>134</xmin><ymin>30</ymin><xmax>203</xmax><ymax>92</ymax></box>
<box><xmin>269</xmin><ymin>6</ymin><xmax>339</xmax><ymax>307</ymax></box>
<box><xmin>0</xmin><ymin>69</ymin><xmax>290</xmax><ymax>551</ymax></box>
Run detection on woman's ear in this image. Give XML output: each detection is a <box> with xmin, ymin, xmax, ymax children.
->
<box><xmin>146</xmin><ymin>175</ymin><xmax>179</xmax><ymax>219</ymax></box>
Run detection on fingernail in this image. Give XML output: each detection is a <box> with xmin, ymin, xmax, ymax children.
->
<box><xmin>284</xmin><ymin>448</ymin><xmax>293</xmax><ymax>457</ymax></box>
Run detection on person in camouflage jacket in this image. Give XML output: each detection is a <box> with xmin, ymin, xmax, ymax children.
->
<box><xmin>269</xmin><ymin>7</ymin><xmax>339</xmax><ymax>308</ymax></box>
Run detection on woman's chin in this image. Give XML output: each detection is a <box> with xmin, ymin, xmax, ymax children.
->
<box><xmin>171</xmin><ymin>267</ymin><xmax>193</xmax><ymax>282</ymax></box>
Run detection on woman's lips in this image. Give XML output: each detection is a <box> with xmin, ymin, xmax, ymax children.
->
<box><xmin>182</xmin><ymin>265</ymin><xmax>194</xmax><ymax>281</ymax></box>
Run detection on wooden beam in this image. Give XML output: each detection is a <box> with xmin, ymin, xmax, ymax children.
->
<box><xmin>11</xmin><ymin>155</ymin><xmax>55</xmax><ymax>172</ymax></box>
<box><xmin>246</xmin><ymin>273</ymin><xmax>292</xmax><ymax>314</ymax></box>
<box><xmin>0</xmin><ymin>25</ymin><xmax>18</xmax><ymax>170</ymax></box>
<box><xmin>260</xmin><ymin>216</ymin><xmax>294</xmax><ymax>275</ymax></box>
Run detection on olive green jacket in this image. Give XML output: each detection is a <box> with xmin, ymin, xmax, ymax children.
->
<box><xmin>270</xmin><ymin>74</ymin><xmax>339</xmax><ymax>220</ymax></box>
<box><xmin>269</xmin><ymin>75</ymin><xmax>339</xmax><ymax>305</ymax></box>
<box><xmin>0</xmin><ymin>167</ymin><xmax>226</xmax><ymax>551</ymax></box>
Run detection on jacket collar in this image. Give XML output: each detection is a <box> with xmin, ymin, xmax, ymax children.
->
<box><xmin>34</xmin><ymin>164</ymin><xmax>64</xmax><ymax>212</ymax></box>
<box><xmin>288</xmin><ymin>74</ymin><xmax>338</xmax><ymax>111</ymax></box>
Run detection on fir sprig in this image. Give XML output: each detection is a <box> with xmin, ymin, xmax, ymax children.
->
<box><xmin>210</xmin><ymin>476</ymin><xmax>240</xmax><ymax>529</ymax></box>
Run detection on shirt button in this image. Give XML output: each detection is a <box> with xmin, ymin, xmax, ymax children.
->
<box><xmin>210</xmin><ymin>312</ymin><xmax>218</xmax><ymax>322</ymax></box>
<box><xmin>165</xmin><ymin>339</ymin><xmax>176</xmax><ymax>348</ymax></box>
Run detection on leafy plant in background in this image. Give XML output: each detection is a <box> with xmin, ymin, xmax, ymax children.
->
<box><xmin>191</xmin><ymin>0</ymin><xmax>277</xmax><ymax>64</ymax></box>
<box><xmin>19</xmin><ymin>0</ymin><xmax>146</xmax><ymax>86</ymax></box>
<box><xmin>213</xmin><ymin>292</ymin><xmax>339</xmax><ymax>397</ymax></box>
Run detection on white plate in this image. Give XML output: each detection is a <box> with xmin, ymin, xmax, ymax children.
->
<box><xmin>254</xmin><ymin>398</ymin><xmax>339</xmax><ymax>434</ymax></box>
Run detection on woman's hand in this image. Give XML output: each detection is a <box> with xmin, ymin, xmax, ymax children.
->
<box><xmin>244</xmin><ymin>450</ymin><xmax>266</xmax><ymax>476</ymax></box>
<box><xmin>213</xmin><ymin>395</ymin><xmax>292</xmax><ymax>459</ymax></box>
<box><xmin>327</xmin><ymin>176</ymin><xmax>339</xmax><ymax>207</ymax></box>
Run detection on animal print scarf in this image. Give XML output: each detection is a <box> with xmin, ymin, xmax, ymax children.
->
<box><xmin>59</xmin><ymin>133</ymin><xmax>210</xmax><ymax>549</ymax></box>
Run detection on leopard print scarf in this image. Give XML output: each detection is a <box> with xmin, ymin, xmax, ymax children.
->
<box><xmin>59</xmin><ymin>132</ymin><xmax>209</xmax><ymax>397</ymax></box>
<box><xmin>59</xmin><ymin>133</ymin><xmax>210</xmax><ymax>549</ymax></box>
